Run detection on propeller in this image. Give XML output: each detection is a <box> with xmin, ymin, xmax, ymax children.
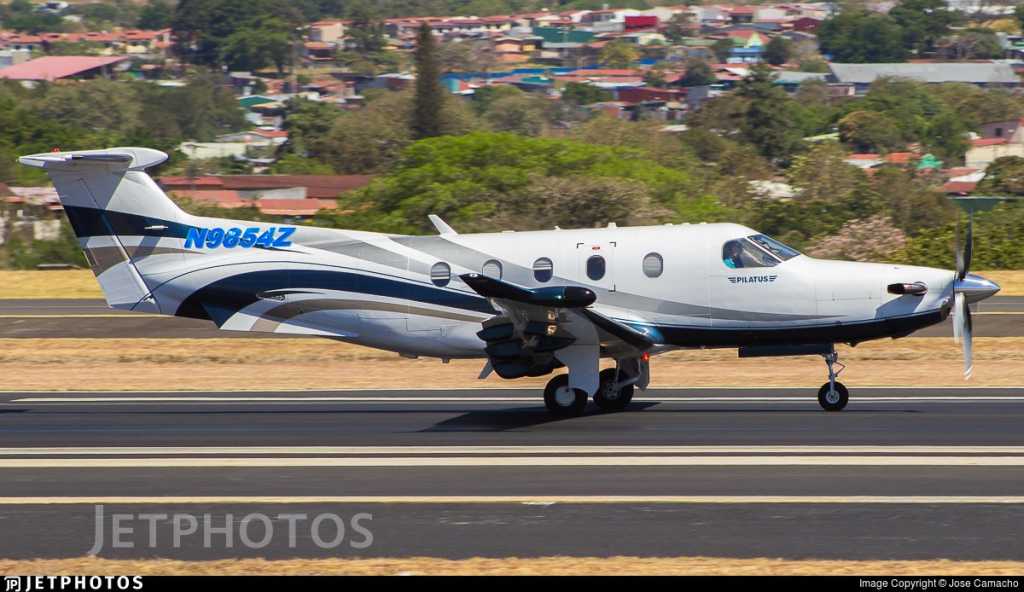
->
<box><xmin>952</xmin><ymin>209</ymin><xmax>974</xmax><ymax>380</ymax></box>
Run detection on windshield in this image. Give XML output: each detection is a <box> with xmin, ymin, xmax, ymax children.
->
<box><xmin>747</xmin><ymin>234</ymin><xmax>801</xmax><ymax>261</ymax></box>
<box><xmin>723</xmin><ymin>239</ymin><xmax>779</xmax><ymax>269</ymax></box>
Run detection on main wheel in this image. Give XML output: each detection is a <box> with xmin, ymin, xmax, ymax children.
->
<box><xmin>593</xmin><ymin>368</ymin><xmax>634</xmax><ymax>412</ymax></box>
<box><xmin>817</xmin><ymin>381</ymin><xmax>849</xmax><ymax>412</ymax></box>
<box><xmin>544</xmin><ymin>374</ymin><xmax>588</xmax><ymax>417</ymax></box>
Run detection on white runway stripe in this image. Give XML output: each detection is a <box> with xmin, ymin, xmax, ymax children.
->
<box><xmin>3</xmin><ymin>456</ymin><xmax>1024</xmax><ymax>468</ymax></box>
<box><xmin>0</xmin><ymin>495</ymin><xmax>1023</xmax><ymax>505</ymax></box>
<box><xmin>13</xmin><ymin>396</ymin><xmax>1024</xmax><ymax>403</ymax></box>
<box><xmin>2</xmin><ymin>445</ymin><xmax>1024</xmax><ymax>455</ymax></box>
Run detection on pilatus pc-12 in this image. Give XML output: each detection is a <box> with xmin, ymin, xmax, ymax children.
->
<box><xmin>20</xmin><ymin>148</ymin><xmax>1001</xmax><ymax>417</ymax></box>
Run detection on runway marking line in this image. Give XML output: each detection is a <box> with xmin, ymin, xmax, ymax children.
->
<box><xmin>2</xmin><ymin>445</ymin><xmax>1024</xmax><ymax>455</ymax></box>
<box><xmin>0</xmin><ymin>495</ymin><xmax>1024</xmax><ymax>505</ymax></box>
<box><xmin>12</xmin><ymin>396</ymin><xmax>1024</xmax><ymax>404</ymax></box>
<box><xmin>3</xmin><ymin>456</ymin><xmax>1024</xmax><ymax>467</ymax></box>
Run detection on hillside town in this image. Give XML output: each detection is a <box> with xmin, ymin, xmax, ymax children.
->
<box><xmin>3</xmin><ymin>0</ymin><xmax>1024</xmax><ymax>270</ymax></box>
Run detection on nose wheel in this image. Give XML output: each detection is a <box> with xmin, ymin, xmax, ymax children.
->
<box><xmin>818</xmin><ymin>348</ymin><xmax>848</xmax><ymax>411</ymax></box>
<box><xmin>543</xmin><ymin>374</ymin><xmax>588</xmax><ymax>417</ymax></box>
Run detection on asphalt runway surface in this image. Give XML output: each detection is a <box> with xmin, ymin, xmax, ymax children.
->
<box><xmin>1</xmin><ymin>297</ymin><xmax>1022</xmax><ymax>338</ymax></box>
<box><xmin>2</xmin><ymin>388</ymin><xmax>1024</xmax><ymax>560</ymax></box>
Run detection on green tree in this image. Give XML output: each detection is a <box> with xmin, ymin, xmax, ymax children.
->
<box><xmin>889</xmin><ymin>0</ymin><xmax>956</xmax><ymax>55</ymax></box>
<box><xmin>976</xmin><ymin>156</ymin><xmax>1024</xmax><ymax>196</ymax></box>
<box><xmin>412</xmin><ymin>23</ymin><xmax>445</xmax><ymax>140</ymax></box>
<box><xmin>817</xmin><ymin>12</ymin><xmax>908</xmax><ymax>63</ymax></box>
<box><xmin>38</xmin><ymin>79</ymin><xmax>141</xmax><ymax>136</ymax></box>
<box><xmin>788</xmin><ymin>142</ymin><xmax>872</xmax><ymax>205</ymax></box>
<box><xmin>838</xmin><ymin>110</ymin><xmax>905</xmax><ymax>154</ymax></box>
<box><xmin>600</xmin><ymin>40</ymin><xmax>639</xmax><ymax>69</ymax></box>
<box><xmin>279</xmin><ymin>97</ymin><xmax>344</xmax><ymax>157</ymax></box>
<box><xmin>679</xmin><ymin>58</ymin><xmax>716</xmax><ymax>87</ymax></box>
<box><xmin>483</xmin><ymin>94</ymin><xmax>548</xmax><ymax>137</ymax></box>
<box><xmin>763</xmin><ymin>36</ymin><xmax>793</xmax><ymax>66</ymax></box>
<box><xmin>710</xmin><ymin>38</ymin><xmax>734</xmax><ymax>63</ymax></box>
<box><xmin>269</xmin><ymin>153</ymin><xmax>336</xmax><ymax>174</ymax></box>
<box><xmin>560</xmin><ymin>82</ymin><xmax>612</xmax><ymax>105</ymax></box>
<box><xmin>931</xmin><ymin>83</ymin><xmax>1024</xmax><ymax>130</ymax></box>
<box><xmin>473</xmin><ymin>85</ymin><xmax>526</xmax><ymax>114</ymax></box>
<box><xmin>138</xmin><ymin>0</ymin><xmax>174</xmax><ymax>29</ymax></box>
<box><xmin>738</xmin><ymin>64</ymin><xmax>805</xmax><ymax>163</ymax></box>
<box><xmin>942</xmin><ymin>27</ymin><xmax>1005</xmax><ymax>60</ymax></box>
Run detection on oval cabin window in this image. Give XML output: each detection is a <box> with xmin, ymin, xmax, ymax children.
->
<box><xmin>482</xmin><ymin>260</ymin><xmax>503</xmax><ymax>280</ymax></box>
<box><xmin>586</xmin><ymin>255</ymin><xmax>606</xmax><ymax>281</ymax></box>
<box><xmin>533</xmin><ymin>257</ymin><xmax>553</xmax><ymax>282</ymax></box>
<box><xmin>430</xmin><ymin>262</ymin><xmax>451</xmax><ymax>287</ymax></box>
<box><xmin>642</xmin><ymin>253</ymin><xmax>663</xmax><ymax>278</ymax></box>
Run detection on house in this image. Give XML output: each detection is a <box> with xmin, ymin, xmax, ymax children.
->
<box><xmin>310</xmin><ymin>20</ymin><xmax>346</xmax><ymax>45</ymax></box>
<box><xmin>791</xmin><ymin>17</ymin><xmax>822</xmax><ymax>33</ymax></box>
<box><xmin>980</xmin><ymin>118</ymin><xmax>1024</xmax><ymax>143</ymax></box>
<box><xmin>828</xmin><ymin>62</ymin><xmax>1020</xmax><ymax>95</ymax></box>
<box><xmin>0</xmin><ymin>55</ymin><xmax>129</xmax><ymax>82</ymax></box>
<box><xmin>965</xmin><ymin>138</ymin><xmax>1024</xmax><ymax>168</ymax></box>
<box><xmin>0</xmin><ymin>50</ymin><xmax>32</xmax><ymax>69</ymax></box>
<box><xmin>727</xmin><ymin>6</ymin><xmax>757</xmax><ymax>24</ymax></box>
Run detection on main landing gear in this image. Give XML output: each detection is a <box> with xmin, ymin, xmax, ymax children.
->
<box><xmin>542</xmin><ymin>359</ymin><xmax>642</xmax><ymax>417</ymax></box>
<box><xmin>818</xmin><ymin>348</ymin><xmax>848</xmax><ymax>412</ymax></box>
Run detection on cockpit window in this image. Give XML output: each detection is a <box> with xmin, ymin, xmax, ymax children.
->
<box><xmin>747</xmin><ymin>234</ymin><xmax>801</xmax><ymax>261</ymax></box>
<box><xmin>723</xmin><ymin>239</ymin><xmax>780</xmax><ymax>269</ymax></box>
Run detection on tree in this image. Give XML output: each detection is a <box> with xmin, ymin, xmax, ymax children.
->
<box><xmin>807</xmin><ymin>216</ymin><xmax>907</xmax><ymax>262</ymax></box>
<box><xmin>560</xmin><ymin>82</ymin><xmax>611</xmax><ymax>105</ymax></box>
<box><xmin>817</xmin><ymin>12</ymin><xmax>907</xmax><ymax>63</ymax></box>
<box><xmin>483</xmin><ymin>94</ymin><xmax>548</xmax><ymax>137</ymax></box>
<box><xmin>279</xmin><ymin>97</ymin><xmax>344</xmax><ymax>157</ymax></box>
<box><xmin>38</xmin><ymin>79</ymin><xmax>141</xmax><ymax>136</ymax></box>
<box><xmin>738</xmin><ymin>64</ymin><xmax>805</xmax><ymax>162</ymax></box>
<box><xmin>473</xmin><ymin>85</ymin><xmax>526</xmax><ymax>114</ymax></box>
<box><xmin>679</xmin><ymin>58</ymin><xmax>716</xmax><ymax>87</ymax></box>
<box><xmin>976</xmin><ymin>156</ymin><xmax>1024</xmax><ymax>196</ymax></box>
<box><xmin>600</xmin><ymin>40</ymin><xmax>639</xmax><ymax>69</ymax></box>
<box><xmin>931</xmin><ymin>83</ymin><xmax>1024</xmax><ymax>130</ymax></box>
<box><xmin>838</xmin><ymin>110</ymin><xmax>905</xmax><ymax>154</ymax></box>
<box><xmin>763</xmin><ymin>36</ymin><xmax>793</xmax><ymax>66</ymax></box>
<box><xmin>942</xmin><ymin>27</ymin><xmax>1005</xmax><ymax>60</ymax></box>
<box><xmin>889</xmin><ymin>0</ymin><xmax>957</xmax><ymax>55</ymax></box>
<box><xmin>138</xmin><ymin>0</ymin><xmax>174</xmax><ymax>30</ymax></box>
<box><xmin>412</xmin><ymin>23</ymin><xmax>445</xmax><ymax>140</ymax></box>
<box><xmin>710</xmin><ymin>38</ymin><xmax>734</xmax><ymax>63</ymax></box>
<box><xmin>788</xmin><ymin>142</ymin><xmax>872</xmax><ymax>205</ymax></box>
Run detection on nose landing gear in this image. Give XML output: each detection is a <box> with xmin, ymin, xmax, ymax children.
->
<box><xmin>818</xmin><ymin>348</ymin><xmax>848</xmax><ymax>411</ymax></box>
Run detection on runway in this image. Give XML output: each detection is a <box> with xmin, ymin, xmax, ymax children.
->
<box><xmin>1</xmin><ymin>298</ymin><xmax>1022</xmax><ymax>338</ymax></box>
<box><xmin>2</xmin><ymin>388</ymin><xmax>1024</xmax><ymax>560</ymax></box>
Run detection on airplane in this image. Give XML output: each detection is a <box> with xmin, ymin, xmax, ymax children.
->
<box><xmin>19</xmin><ymin>147</ymin><xmax>1002</xmax><ymax>417</ymax></box>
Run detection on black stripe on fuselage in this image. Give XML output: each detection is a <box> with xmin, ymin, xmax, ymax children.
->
<box><xmin>175</xmin><ymin>269</ymin><xmax>497</xmax><ymax>322</ymax></box>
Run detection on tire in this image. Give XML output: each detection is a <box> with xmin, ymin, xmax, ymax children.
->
<box><xmin>817</xmin><ymin>381</ymin><xmax>849</xmax><ymax>412</ymax></box>
<box><xmin>593</xmin><ymin>368</ymin><xmax>634</xmax><ymax>412</ymax></box>
<box><xmin>543</xmin><ymin>374</ymin><xmax>588</xmax><ymax>417</ymax></box>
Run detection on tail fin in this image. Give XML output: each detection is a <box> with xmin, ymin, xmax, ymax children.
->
<box><xmin>19</xmin><ymin>148</ymin><xmax>192</xmax><ymax>313</ymax></box>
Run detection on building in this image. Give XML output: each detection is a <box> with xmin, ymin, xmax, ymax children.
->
<box><xmin>0</xmin><ymin>55</ymin><xmax>130</xmax><ymax>82</ymax></box>
<box><xmin>828</xmin><ymin>62</ymin><xmax>1020</xmax><ymax>94</ymax></box>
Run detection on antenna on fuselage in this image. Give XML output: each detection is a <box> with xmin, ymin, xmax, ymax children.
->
<box><xmin>428</xmin><ymin>215</ymin><xmax>458</xmax><ymax>236</ymax></box>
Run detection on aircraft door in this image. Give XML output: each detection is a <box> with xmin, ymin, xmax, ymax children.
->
<box><xmin>577</xmin><ymin>242</ymin><xmax>616</xmax><ymax>292</ymax></box>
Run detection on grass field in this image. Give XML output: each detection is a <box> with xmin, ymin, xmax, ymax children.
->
<box><xmin>3</xmin><ymin>557</ymin><xmax>1024</xmax><ymax>575</ymax></box>
<box><xmin>0</xmin><ymin>337</ymin><xmax>1019</xmax><ymax>391</ymax></box>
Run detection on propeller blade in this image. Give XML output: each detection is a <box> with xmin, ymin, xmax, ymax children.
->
<box><xmin>963</xmin><ymin>210</ymin><xmax>973</xmax><ymax>281</ymax></box>
<box><xmin>955</xmin><ymin>292</ymin><xmax>973</xmax><ymax>379</ymax></box>
<box><xmin>955</xmin><ymin>211</ymin><xmax>965</xmax><ymax>281</ymax></box>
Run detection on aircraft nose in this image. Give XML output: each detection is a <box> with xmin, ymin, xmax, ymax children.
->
<box><xmin>955</xmin><ymin>273</ymin><xmax>1001</xmax><ymax>304</ymax></box>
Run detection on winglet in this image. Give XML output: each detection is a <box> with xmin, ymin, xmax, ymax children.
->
<box><xmin>428</xmin><ymin>215</ymin><xmax>457</xmax><ymax>236</ymax></box>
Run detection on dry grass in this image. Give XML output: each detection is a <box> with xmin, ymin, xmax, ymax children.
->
<box><xmin>3</xmin><ymin>556</ymin><xmax>1024</xmax><ymax>575</ymax></box>
<box><xmin>0</xmin><ymin>269</ymin><xmax>1023</xmax><ymax>300</ymax></box>
<box><xmin>0</xmin><ymin>271</ymin><xmax>101</xmax><ymax>299</ymax></box>
<box><xmin>0</xmin><ymin>337</ymin><xmax>1021</xmax><ymax>391</ymax></box>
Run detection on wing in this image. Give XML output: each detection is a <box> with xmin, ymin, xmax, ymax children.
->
<box><xmin>460</xmin><ymin>273</ymin><xmax>654</xmax><ymax>381</ymax></box>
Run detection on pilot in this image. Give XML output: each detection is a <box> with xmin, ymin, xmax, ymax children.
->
<box><xmin>724</xmin><ymin>241</ymin><xmax>744</xmax><ymax>269</ymax></box>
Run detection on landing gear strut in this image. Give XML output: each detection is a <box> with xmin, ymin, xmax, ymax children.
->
<box><xmin>593</xmin><ymin>367</ymin><xmax>635</xmax><ymax>412</ymax></box>
<box><xmin>818</xmin><ymin>348</ymin><xmax>848</xmax><ymax>412</ymax></box>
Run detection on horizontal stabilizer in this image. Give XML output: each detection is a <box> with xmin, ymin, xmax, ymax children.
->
<box><xmin>460</xmin><ymin>274</ymin><xmax>596</xmax><ymax>308</ymax></box>
<box><xmin>18</xmin><ymin>148</ymin><xmax>168</xmax><ymax>172</ymax></box>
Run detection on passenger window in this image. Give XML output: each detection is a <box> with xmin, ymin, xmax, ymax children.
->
<box><xmin>723</xmin><ymin>239</ymin><xmax>779</xmax><ymax>269</ymax></box>
<box><xmin>534</xmin><ymin>257</ymin><xmax>553</xmax><ymax>282</ymax></box>
<box><xmin>586</xmin><ymin>255</ymin><xmax>606</xmax><ymax>280</ymax></box>
<box><xmin>642</xmin><ymin>253</ymin><xmax>663</xmax><ymax>278</ymax></box>
<box><xmin>430</xmin><ymin>262</ymin><xmax>451</xmax><ymax>287</ymax></box>
<box><xmin>482</xmin><ymin>259</ymin><xmax>503</xmax><ymax>279</ymax></box>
